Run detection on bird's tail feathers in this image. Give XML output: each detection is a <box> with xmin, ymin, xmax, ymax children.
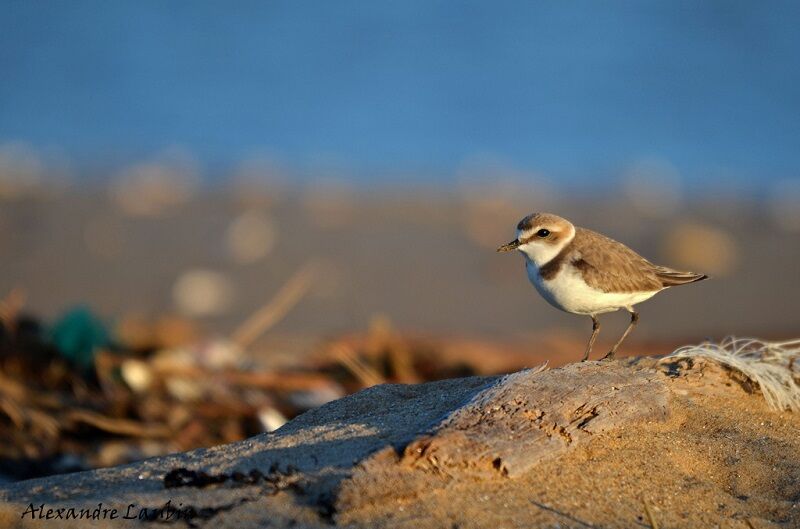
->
<box><xmin>655</xmin><ymin>266</ymin><xmax>709</xmax><ymax>287</ymax></box>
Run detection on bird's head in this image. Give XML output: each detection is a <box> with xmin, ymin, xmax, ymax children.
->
<box><xmin>497</xmin><ymin>212</ymin><xmax>575</xmax><ymax>265</ymax></box>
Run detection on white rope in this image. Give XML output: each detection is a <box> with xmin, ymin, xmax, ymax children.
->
<box><xmin>662</xmin><ymin>336</ymin><xmax>800</xmax><ymax>412</ymax></box>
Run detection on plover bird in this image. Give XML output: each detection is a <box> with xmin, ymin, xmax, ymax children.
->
<box><xmin>497</xmin><ymin>213</ymin><xmax>708</xmax><ymax>361</ymax></box>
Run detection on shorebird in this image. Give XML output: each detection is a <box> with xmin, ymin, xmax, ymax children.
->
<box><xmin>497</xmin><ymin>213</ymin><xmax>708</xmax><ymax>361</ymax></box>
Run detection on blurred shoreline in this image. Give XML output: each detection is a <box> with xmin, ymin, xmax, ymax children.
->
<box><xmin>0</xmin><ymin>173</ymin><xmax>798</xmax><ymax>346</ymax></box>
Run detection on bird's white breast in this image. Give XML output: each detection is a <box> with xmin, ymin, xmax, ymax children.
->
<box><xmin>525</xmin><ymin>260</ymin><xmax>658</xmax><ymax>315</ymax></box>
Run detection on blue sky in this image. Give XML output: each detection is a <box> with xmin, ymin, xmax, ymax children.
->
<box><xmin>1</xmin><ymin>1</ymin><xmax>799</xmax><ymax>186</ymax></box>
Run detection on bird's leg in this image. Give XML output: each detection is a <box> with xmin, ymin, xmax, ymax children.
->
<box><xmin>602</xmin><ymin>310</ymin><xmax>639</xmax><ymax>360</ymax></box>
<box><xmin>582</xmin><ymin>315</ymin><xmax>600</xmax><ymax>362</ymax></box>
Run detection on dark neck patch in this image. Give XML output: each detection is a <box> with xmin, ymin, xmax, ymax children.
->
<box><xmin>538</xmin><ymin>241</ymin><xmax>573</xmax><ymax>280</ymax></box>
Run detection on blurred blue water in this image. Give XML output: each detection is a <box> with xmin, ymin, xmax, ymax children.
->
<box><xmin>1</xmin><ymin>1</ymin><xmax>799</xmax><ymax>186</ymax></box>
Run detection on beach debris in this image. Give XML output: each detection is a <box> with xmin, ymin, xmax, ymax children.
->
<box><xmin>172</xmin><ymin>269</ymin><xmax>236</xmax><ymax>317</ymax></box>
<box><xmin>120</xmin><ymin>359</ymin><xmax>153</xmax><ymax>393</ymax></box>
<box><xmin>257</xmin><ymin>407</ymin><xmax>288</xmax><ymax>432</ymax></box>
<box><xmin>226</xmin><ymin>210</ymin><xmax>277</xmax><ymax>264</ymax></box>
<box><xmin>49</xmin><ymin>306</ymin><xmax>112</xmax><ymax>371</ymax></box>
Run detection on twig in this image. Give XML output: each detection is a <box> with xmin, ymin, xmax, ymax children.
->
<box><xmin>230</xmin><ymin>262</ymin><xmax>318</xmax><ymax>350</ymax></box>
<box><xmin>529</xmin><ymin>500</ymin><xmax>601</xmax><ymax>529</ymax></box>
<box><xmin>332</xmin><ymin>344</ymin><xmax>385</xmax><ymax>387</ymax></box>
<box><xmin>642</xmin><ymin>497</ymin><xmax>659</xmax><ymax>529</ymax></box>
<box><xmin>0</xmin><ymin>396</ymin><xmax>25</xmax><ymax>428</ymax></box>
<box><xmin>388</xmin><ymin>345</ymin><xmax>418</xmax><ymax>383</ymax></box>
<box><xmin>27</xmin><ymin>407</ymin><xmax>61</xmax><ymax>439</ymax></box>
<box><xmin>0</xmin><ymin>395</ymin><xmax>62</xmax><ymax>439</ymax></box>
<box><xmin>151</xmin><ymin>364</ymin><xmax>336</xmax><ymax>391</ymax></box>
<box><xmin>0</xmin><ymin>372</ymin><xmax>63</xmax><ymax>409</ymax></box>
<box><xmin>66</xmin><ymin>409</ymin><xmax>172</xmax><ymax>438</ymax></box>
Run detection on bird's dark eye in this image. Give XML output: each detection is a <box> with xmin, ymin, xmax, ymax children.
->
<box><xmin>536</xmin><ymin>229</ymin><xmax>550</xmax><ymax>237</ymax></box>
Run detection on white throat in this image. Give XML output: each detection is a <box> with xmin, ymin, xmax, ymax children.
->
<box><xmin>517</xmin><ymin>227</ymin><xmax>575</xmax><ymax>267</ymax></box>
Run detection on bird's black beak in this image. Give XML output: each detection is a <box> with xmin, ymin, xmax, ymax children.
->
<box><xmin>496</xmin><ymin>239</ymin><xmax>521</xmax><ymax>253</ymax></box>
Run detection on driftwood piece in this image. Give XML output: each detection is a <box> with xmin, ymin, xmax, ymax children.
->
<box><xmin>337</xmin><ymin>361</ymin><xmax>669</xmax><ymax>511</ymax></box>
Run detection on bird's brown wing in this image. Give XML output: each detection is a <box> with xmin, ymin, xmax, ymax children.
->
<box><xmin>570</xmin><ymin>228</ymin><xmax>664</xmax><ymax>293</ymax></box>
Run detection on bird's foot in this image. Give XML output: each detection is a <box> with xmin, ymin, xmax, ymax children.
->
<box><xmin>600</xmin><ymin>351</ymin><xmax>615</xmax><ymax>361</ymax></box>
